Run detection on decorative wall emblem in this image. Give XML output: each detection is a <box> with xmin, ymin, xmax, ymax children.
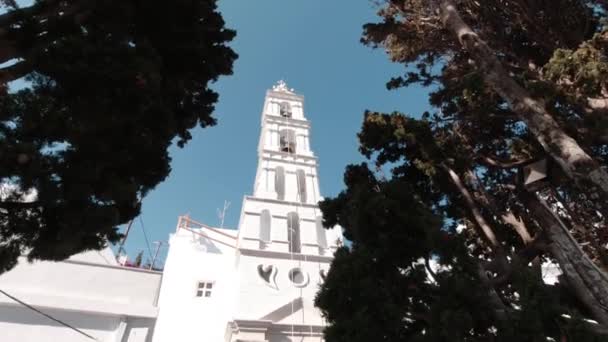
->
<box><xmin>288</xmin><ymin>267</ymin><xmax>309</xmax><ymax>288</ymax></box>
<box><xmin>257</xmin><ymin>264</ymin><xmax>278</xmax><ymax>290</ymax></box>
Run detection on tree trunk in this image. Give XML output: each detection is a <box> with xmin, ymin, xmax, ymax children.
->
<box><xmin>442</xmin><ymin>164</ymin><xmax>500</xmax><ymax>248</ymax></box>
<box><xmin>438</xmin><ymin>0</ymin><xmax>608</xmax><ymax>196</ymax></box>
<box><xmin>523</xmin><ymin>192</ymin><xmax>608</xmax><ymax>326</ymax></box>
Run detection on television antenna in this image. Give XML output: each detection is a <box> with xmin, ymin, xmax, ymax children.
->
<box><xmin>216</xmin><ymin>200</ymin><xmax>231</xmax><ymax>228</ymax></box>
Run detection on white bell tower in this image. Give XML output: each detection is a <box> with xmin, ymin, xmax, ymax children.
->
<box><xmin>152</xmin><ymin>81</ymin><xmax>342</xmax><ymax>342</ymax></box>
<box><xmin>228</xmin><ymin>80</ymin><xmax>342</xmax><ymax>342</ymax></box>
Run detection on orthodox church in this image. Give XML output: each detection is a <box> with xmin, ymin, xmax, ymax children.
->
<box><xmin>0</xmin><ymin>81</ymin><xmax>343</xmax><ymax>342</ymax></box>
<box><xmin>152</xmin><ymin>80</ymin><xmax>343</xmax><ymax>342</ymax></box>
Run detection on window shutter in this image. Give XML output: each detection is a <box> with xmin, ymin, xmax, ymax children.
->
<box><xmin>260</xmin><ymin>210</ymin><xmax>272</xmax><ymax>244</ymax></box>
<box><xmin>287</xmin><ymin>212</ymin><xmax>301</xmax><ymax>253</ymax></box>
<box><xmin>275</xmin><ymin>166</ymin><xmax>285</xmax><ymax>200</ymax></box>
<box><xmin>296</xmin><ymin>169</ymin><xmax>307</xmax><ymax>203</ymax></box>
<box><xmin>316</xmin><ymin>216</ymin><xmax>328</xmax><ymax>249</ymax></box>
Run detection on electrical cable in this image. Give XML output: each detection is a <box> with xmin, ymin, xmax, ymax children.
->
<box><xmin>139</xmin><ymin>216</ymin><xmax>154</xmax><ymax>261</ymax></box>
<box><xmin>0</xmin><ymin>289</ymin><xmax>98</xmax><ymax>341</ymax></box>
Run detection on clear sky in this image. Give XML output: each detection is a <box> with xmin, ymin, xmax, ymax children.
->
<box><xmin>117</xmin><ymin>0</ymin><xmax>432</xmax><ymax>265</ymax></box>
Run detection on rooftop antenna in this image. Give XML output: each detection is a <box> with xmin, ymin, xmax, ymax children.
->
<box><xmin>216</xmin><ymin>200</ymin><xmax>231</xmax><ymax>228</ymax></box>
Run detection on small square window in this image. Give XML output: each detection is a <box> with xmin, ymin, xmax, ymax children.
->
<box><xmin>195</xmin><ymin>281</ymin><xmax>214</xmax><ymax>298</ymax></box>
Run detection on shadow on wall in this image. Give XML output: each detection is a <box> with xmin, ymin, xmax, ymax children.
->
<box><xmin>259</xmin><ymin>297</ymin><xmax>303</xmax><ymax>322</ymax></box>
<box><xmin>0</xmin><ymin>305</ymin><xmax>116</xmax><ymax>330</ymax></box>
<box><xmin>0</xmin><ymin>306</ymin><xmax>155</xmax><ymax>342</ymax></box>
<box><xmin>192</xmin><ymin>235</ymin><xmax>223</xmax><ymax>254</ymax></box>
<box><xmin>272</xmin><ymin>335</ymin><xmax>306</xmax><ymax>342</ymax></box>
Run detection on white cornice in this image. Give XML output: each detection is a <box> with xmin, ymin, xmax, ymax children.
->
<box><xmin>260</xmin><ymin>149</ymin><xmax>317</xmax><ymax>161</ymax></box>
<box><xmin>271</xmin><ymin>323</ymin><xmax>324</xmax><ymax>335</ymax></box>
<box><xmin>264</xmin><ymin>115</ymin><xmax>310</xmax><ymax>128</ymax></box>
<box><xmin>244</xmin><ymin>195</ymin><xmax>320</xmax><ymax>209</ymax></box>
<box><xmin>63</xmin><ymin>259</ymin><xmax>163</xmax><ymax>275</ymax></box>
<box><xmin>238</xmin><ymin>248</ymin><xmax>333</xmax><ymax>263</ymax></box>
<box><xmin>266</xmin><ymin>90</ymin><xmax>305</xmax><ymax>102</ymax></box>
<box><xmin>243</xmin><ymin>211</ymin><xmax>317</xmax><ymax>222</ymax></box>
<box><xmin>258</xmin><ymin>155</ymin><xmax>318</xmax><ymax>168</ymax></box>
<box><xmin>228</xmin><ymin>319</ymin><xmax>325</xmax><ymax>335</ymax></box>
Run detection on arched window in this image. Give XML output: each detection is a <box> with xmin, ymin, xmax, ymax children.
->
<box><xmin>287</xmin><ymin>212</ymin><xmax>301</xmax><ymax>253</ymax></box>
<box><xmin>279</xmin><ymin>129</ymin><xmax>296</xmax><ymax>153</ymax></box>
<box><xmin>279</xmin><ymin>102</ymin><xmax>292</xmax><ymax>118</ymax></box>
<box><xmin>316</xmin><ymin>216</ymin><xmax>327</xmax><ymax>249</ymax></box>
<box><xmin>296</xmin><ymin>169</ymin><xmax>307</xmax><ymax>203</ymax></box>
<box><xmin>275</xmin><ymin>166</ymin><xmax>285</xmax><ymax>200</ymax></box>
<box><xmin>260</xmin><ymin>209</ymin><xmax>272</xmax><ymax>245</ymax></box>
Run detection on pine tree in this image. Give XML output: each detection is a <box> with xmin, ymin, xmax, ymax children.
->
<box><xmin>0</xmin><ymin>0</ymin><xmax>237</xmax><ymax>273</ymax></box>
<box><xmin>317</xmin><ymin>1</ymin><xmax>608</xmax><ymax>340</ymax></box>
<box><xmin>133</xmin><ymin>251</ymin><xmax>143</xmax><ymax>268</ymax></box>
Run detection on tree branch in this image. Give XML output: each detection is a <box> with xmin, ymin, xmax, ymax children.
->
<box><xmin>463</xmin><ymin>168</ymin><xmax>535</xmax><ymax>246</ymax></box>
<box><xmin>501</xmin><ymin>212</ymin><xmax>533</xmax><ymax>244</ymax></box>
<box><xmin>438</xmin><ymin>0</ymin><xmax>608</xmax><ymax>196</ymax></box>
<box><xmin>478</xmin><ymin>155</ymin><xmax>533</xmax><ymax>169</ymax></box>
<box><xmin>425</xmin><ymin>256</ymin><xmax>438</xmax><ymax>282</ymax></box>
<box><xmin>441</xmin><ymin>164</ymin><xmax>501</xmax><ymax>249</ymax></box>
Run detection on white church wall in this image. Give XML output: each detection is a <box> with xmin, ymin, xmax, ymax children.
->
<box><xmin>291</xmin><ymin>102</ymin><xmax>304</xmax><ymax>120</ymax></box>
<box><xmin>254</xmin><ymin>159</ymin><xmax>321</xmax><ymax>203</ymax></box>
<box><xmin>267</xmin><ymin>333</ymin><xmax>322</xmax><ymax>342</ymax></box>
<box><xmin>0</xmin><ymin>256</ymin><xmax>161</xmax><ymax>318</ymax></box>
<box><xmin>233</xmin><ymin>254</ymin><xmax>329</xmax><ymax>327</ymax></box>
<box><xmin>152</xmin><ymin>228</ymin><xmax>237</xmax><ymax>342</ymax></box>
<box><xmin>0</xmin><ymin>306</ymin><xmax>123</xmax><ymax>342</ymax></box>
<box><xmin>238</xmin><ymin>198</ymin><xmax>334</xmax><ymax>255</ymax></box>
<box><xmin>0</xmin><ymin>248</ymin><xmax>160</xmax><ymax>342</ymax></box>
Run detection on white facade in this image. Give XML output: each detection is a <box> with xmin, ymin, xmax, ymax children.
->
<box><xmin>0</xmin><ymin>247</ymin><xmax>161</xmax><ymax>342</ymax></box>
<box><xmin>153</xmin><ymin>81</ymin><xmax>343</xmax><ymax>342</ymax></box>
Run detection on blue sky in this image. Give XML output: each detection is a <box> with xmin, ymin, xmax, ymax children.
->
<box><xmin>121</xmin><ymin>0</ymin><xmax>434</xmax><ymax>264</ymax></box>
<box><xmin>86</xmin><ymin>1</ymin><xmax>433</xmax><ymax>264</ymax></box>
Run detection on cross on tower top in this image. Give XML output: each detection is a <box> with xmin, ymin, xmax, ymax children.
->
<box><xmin>272</xmin><ymin>79</ymin><xmax>295</xmax><ymax>94</ymax></box>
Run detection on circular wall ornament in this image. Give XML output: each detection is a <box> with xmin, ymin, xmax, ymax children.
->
<box><xmin>288</xmin><ymin>268</ymin><xmax>309</xmax><ymax>287</ymax></box>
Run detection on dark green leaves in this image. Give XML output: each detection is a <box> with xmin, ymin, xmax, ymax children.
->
<box><xmin>0</xmin><ymin>0</ymin><xmax>237</xmax><ymax>272</ymax></box>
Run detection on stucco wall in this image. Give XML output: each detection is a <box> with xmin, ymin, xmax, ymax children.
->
<box><xmin>234</xmin><ymin>253</ymin><xmax>329</xmax><ymax>327</ymax></box>
<box><xmin>152</xmin><ymin>228</ymin><xmax>238</xmax><ymax>342</ymax></box>
<box><xmin>0</xmin><ymin>248</ymin><xmax>161</xmax><ymax>341</ymax></box>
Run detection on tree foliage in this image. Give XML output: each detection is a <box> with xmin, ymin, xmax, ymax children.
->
<box><xmin>0</xmin><ymin>0</ymin><xmax>237</xmax><ymax>273</ymax></box>
<box><xmin>317</xmin><ymin>0</ymin><xmax>608</xmax><ymax>340</ymax></box>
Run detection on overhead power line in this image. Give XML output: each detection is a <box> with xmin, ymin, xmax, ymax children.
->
<box><xmin>0</xmin><ymin>288</ymin><xmax>98</xmax><ymax>341</ymax></box>
<box><xmin>139</xmin><ymin>216</ymin><xmax>154</xmax><ymax>261</ymax></box>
